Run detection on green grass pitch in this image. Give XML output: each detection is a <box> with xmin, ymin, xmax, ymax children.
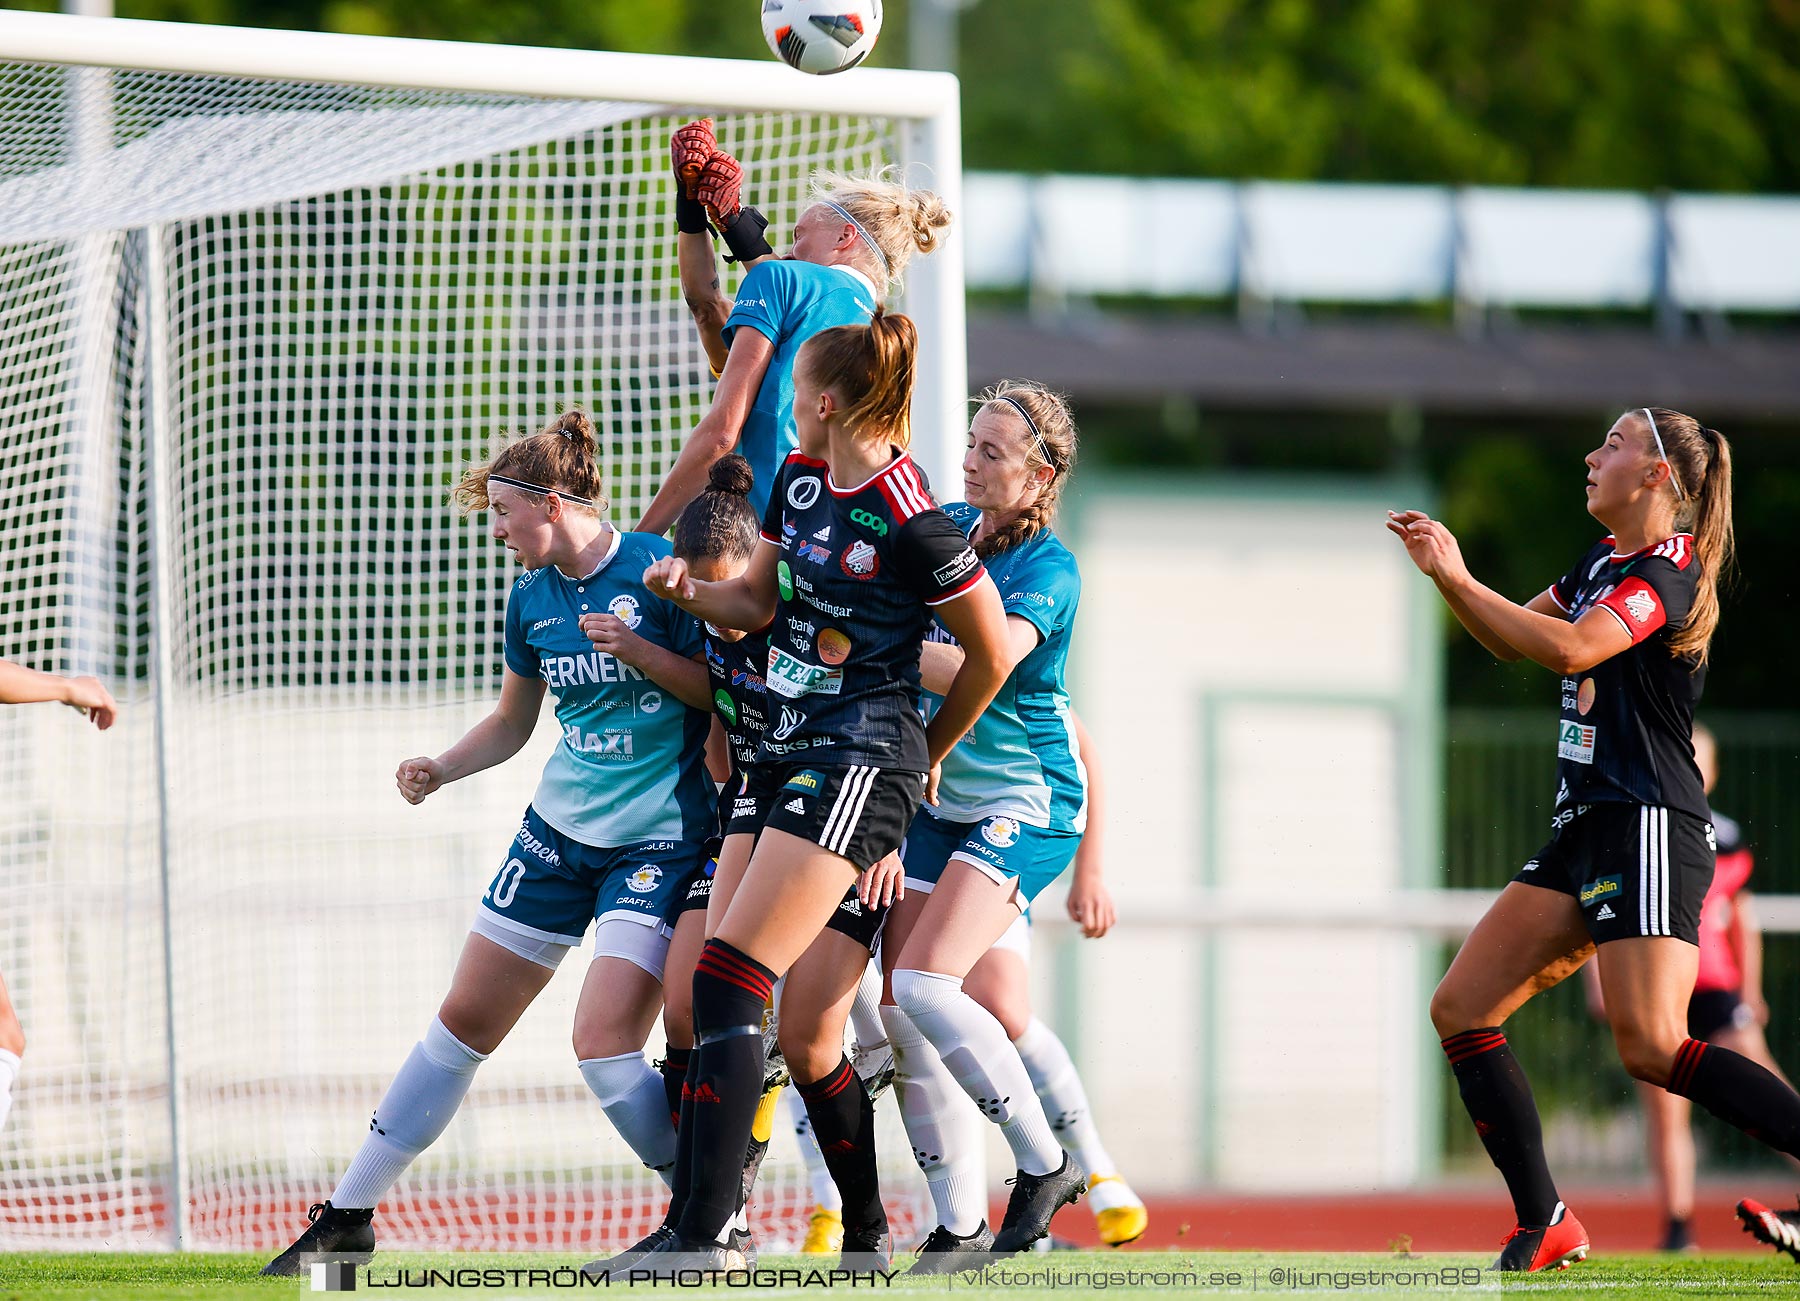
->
<box><xmin>4</xmin><ymin>1251</ymin><xmax>1799</xmax><ymax>1300</ymax></box>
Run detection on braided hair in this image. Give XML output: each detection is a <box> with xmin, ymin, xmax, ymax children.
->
<box><xmin>972</xmin><ymin>381</ymin><xmax>1077</xmax><ymax>561</ymax></box>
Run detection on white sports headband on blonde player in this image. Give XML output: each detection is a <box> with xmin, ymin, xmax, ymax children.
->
<box><xmin>994</xmin><ymin>395</ymin><xmax>1058</xmax><ymax>472</ymax></box>
<box><xmin>1643</xmin><ymin>407</ymin><xmax>1686</xmax><ymax>501</ymax></box>
<box><xmin>820</xmin><ymin>199</ymin><xmax>892</xmax><ymax>280</ymax></box>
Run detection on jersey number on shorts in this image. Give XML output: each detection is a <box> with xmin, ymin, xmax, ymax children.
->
<box><xmin>487</xmin><ymin>858</ymin><xmax>527</xmax><ymax>909</ymax></box>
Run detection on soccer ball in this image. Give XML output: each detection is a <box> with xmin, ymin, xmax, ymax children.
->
<box><xmin>761</xmin><ymin>0</ymin><xmax>883</xmax><ymax>75</ymax></box>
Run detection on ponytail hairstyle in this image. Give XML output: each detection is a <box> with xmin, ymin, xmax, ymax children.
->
<box><xmin>453</xmin><ymin>409</ymin><xmax>608</xmax><ymax>515</ymax></box>
<box><xmin>811</xmin><ymin>167</ymin><xmax>953</xmax><ymax>288</ymax></box>
<box><xmin>1640</xmin><ymin>406</ymin><xmax>1734</xmax><ymax>663</ymax></box>
<box><xmin>672</xmin><ymin>454</ymin><xmax>759</xmax><ymax>566</ymax></box>
<box><xmin>800</xmin><ymin>308</ymin><xmax>918</xmax><ymax>449</ymax></box>
<box><xmin>972</xmin><ymin>380</ymin><xmax>1079</xmax><ymax>561</ymax></box>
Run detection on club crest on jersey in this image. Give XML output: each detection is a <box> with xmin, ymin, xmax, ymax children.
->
<box><xmin>608</xmin><ymin>594</ymin><xmax>642</xmax><ymax>628</ymax></box>
<box><xmin>981</xmin><ymin>817</ymin><xmax>1021</xmax><ymax>849</ymax></box>
<box><xmin>841</xmin><ymin>539</ymin><xmax>880</xmax><ymax>579</ymax></box>
<box><xmin>625</xmin><ymin>864</ymin><xmax>663</xmax><ymax>894</ymax></box>
<box><xmin>638</xmin><ymin>690</ymin><xmax>662</xmax><ymax>714</ymax></box>
<box><xmin>787</xmin><ymin>476</ymin><xmax>822</xmax><ymax>510</ymax></box>
<box><xmin>1623</xmin><ymin>588</ymin><xmax>1657</xmax><ymax>623</ymax></box>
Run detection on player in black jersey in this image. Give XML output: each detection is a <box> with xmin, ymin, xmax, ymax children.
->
<box><xmin>594</xmin><ymin>455</ymin><xmax>904</xmax><ymax>1275</ymax></box>
<box><xmin>633</xmin><ymin>311</ymin><xmax>1012</xmax><ymax>1266</ymax></box>
<box><xmin>1392</xmin><ymin>408</ymin><xmax>1800</xmax><ymax>1271</ymax></box>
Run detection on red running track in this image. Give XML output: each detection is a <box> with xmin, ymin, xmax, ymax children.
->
<box><xmin>1026</xmin><ymin>1182</ymin><xmax>1800</xmax><ymax>1255</ymax></box>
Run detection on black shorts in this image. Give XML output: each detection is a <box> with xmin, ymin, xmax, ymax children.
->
<box><xmin>1688</xmin><ymin>988</ymin><xmax>1751</xmax><ymax>1040</ymax></box>
<box><xmin>737</xmin><ymin>761</ymin><xmax>926</xmax><ymax>872</ymax></box>
<box><xmin>673</xmin><ymin>847</ymin><xmax>882</xmax><ymax>948</ymax></box>
<box><xmin>1513</xmin><ymin>802</ymin><xmax>1714</xmax><ymax>945</ymax></box>
<box><xmin>824</xmin><ymin>887</ymin><xmax>886</xmax><ymax>952</ymax></box>
<box><xmin>671</xmin><ymin>858</ymin><xmax>714</xmax><ymax>920</ymax></box>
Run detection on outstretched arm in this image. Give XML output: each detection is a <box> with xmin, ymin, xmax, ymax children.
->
<box><xmin>636</xmin><ymin>330</ymin><xmax>776</xmax><ymax>537</ymax></box>
<box><xmin>0</xmin><ymin>659</ymin><xmax>117</xmax><ymax>729</ymax></box>
<box><xmin>1388</xmin><ymin>510</ymin><xmax>1630</xmax><ymax>674</ymax></box>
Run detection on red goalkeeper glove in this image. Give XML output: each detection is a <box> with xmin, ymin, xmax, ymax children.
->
<box><xmin>670</xmin><ymin>118</ymin><xmax>717</xmax><ymax>235</ymax></box>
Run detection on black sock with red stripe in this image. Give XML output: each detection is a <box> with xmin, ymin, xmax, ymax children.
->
<box><xmin>796</xmin><ymin>1055</ymin><xmax>885</xmax><ymax>1234</ymax></box>
<box><xmin>661</xmin><ymin>1048</ymin><xmax>697</xmax><ymax>1228</ymax></box>
<box><xmin>661</xmin><ymin>1047</ymin><xmax>692</xmax><ymax>1131</ymax></box>
<box><xmin>1442</xmin><ymin>1028</ymin><xmax>1561</xmax><ymax>1226</ymax></box>
<box><xmin>1667</xmin><ymin>1037</ymin><xmax>1800</xmax><ymax>1156</ymax></box>
<box><xmin>675</xmin><ymin>939</ymin><xmax>776</xmax><ymax>1245</ymax></box>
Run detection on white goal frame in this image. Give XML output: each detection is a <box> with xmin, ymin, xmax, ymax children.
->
<box><xmin>0</xmin><ymin>10</ymin><xmax>965</xmax><ymax>1251</ymax></box>
<box><xmin>0</xmin><ymin>10</ymin><xmax>969</xmax><ymax>498</ymax></box>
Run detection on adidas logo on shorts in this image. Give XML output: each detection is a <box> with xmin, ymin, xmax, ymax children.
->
<box><xmin>1595</xmin><ymin>904</ymin><xmax>1616</xmax><ymax>921</ymax></box>
<box><xmin>784</xmin><ymin>797</ymin><xmax>806</xmax><ymax>814</ymax></box>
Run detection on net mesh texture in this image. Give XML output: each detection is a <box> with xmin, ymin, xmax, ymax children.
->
<box><xmin>0</xmin><ymin>59</ymin><xmax>932</xmax><ymax>1252</ymax></box>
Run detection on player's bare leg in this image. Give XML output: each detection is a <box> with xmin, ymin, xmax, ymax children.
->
<box><xmin>1432</xmin><ymin>882</ymin><xmax>1593</xmax><ymax>1271</ymax></box>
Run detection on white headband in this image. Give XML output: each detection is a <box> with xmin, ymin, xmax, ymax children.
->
<box><xmin>820</xmin><ymin>199</ymin><xmax>891</xmax><ymax>279</ymax></box>
<box><xmin>994</xmin><ymin>395</ymin><xmax>1058</xmax><ymax>473</ymax></box>
<box><xmin>489</xmin><ymin>473</ymin><xmax>596</xmax><ymax>509</ymax></box>
<box><xmin>1643</xmin><ymin>408</ymin><xmax>1686</xmax><ymax>501</ymax></box>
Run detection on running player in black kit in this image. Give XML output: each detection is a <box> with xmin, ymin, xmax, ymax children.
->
<box><xmin>1392</xmin><ymin>409</ymin><xmax>1800</xmax><ymax>1271</ymax></box>
<box><xmin>632</xmin><ymin>311</ymin><xmax>1012</xmax><ymax>1267</ymax></box>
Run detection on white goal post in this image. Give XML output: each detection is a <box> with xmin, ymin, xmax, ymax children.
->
<box><xmin>0</xmin><ymin>11</ymin><xmax>962</xmax><ymax>1251</ymax></box>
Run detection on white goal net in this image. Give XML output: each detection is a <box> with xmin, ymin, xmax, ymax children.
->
<box><xmin>0</xmin><ymin>17</ymin><xmax>957</xmax><ymax>1252</ymax></box>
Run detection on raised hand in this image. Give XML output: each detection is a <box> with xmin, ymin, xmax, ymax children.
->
<box><xmin>670</xmin><ymin>118</ymin><xmax>717</xmax><ymax>198</ymax></box>
<box><xmin>642</xmin><ymin>555</ymin><xmax>696</xmax><ymax>604</ymax></box>
<box><xmin>696</xmin><ymin>150</ymin><xmax>745</xmax><ymax>228</ymax></box>
<box><xmin>1386</xmin><ymin>510</ymin><xmax>1470</xmax><ymax>586</ymax></box>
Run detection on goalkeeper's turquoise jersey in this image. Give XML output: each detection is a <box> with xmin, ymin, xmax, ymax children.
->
<box><xmin>720</xmin><ymin>258</ymin><xmax>877</xmax><ymax>517</ymax></box>
<box><xmin>502</xmin><ymin>529</ymin><xmax>713</xmax><ymax>847</ymax></box>
<box><xmin>921</xmin><ymin>502</ymin><xmax>1088</xmax><ymax>834</ymax></box>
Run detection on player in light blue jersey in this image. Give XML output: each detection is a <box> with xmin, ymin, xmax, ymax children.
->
<box><xmin>264</xmin><ymin>411</ymin><xmax>716</xmax><ymax>1277</ymax></box>
<box><xmin>881</xmin><ymin>381</ymin><xmax>1123</xmax><ymax>1265</ymax></box>
<box><xmin>637</xmin><ymin>123</ymin><xmax>952</xmax><ymax>534</ymax></box>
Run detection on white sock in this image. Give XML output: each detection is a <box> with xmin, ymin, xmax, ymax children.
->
<box><xmin>781</xmin><ymin>1087</ymin><xmax>841</xmax><ymax>1211</ymax></box>
<box><xmin>331</xmin><ymin>1018</ymin><xmax>487</xmax><ymax>1210</ymax></box>
<box><xmin>891</xmin><ymin>969</ymin><xmax>1064</xmax><ymax>1177</ymax></box>
<box><xmin>0</xmin><ymin>1048</ymin><xmax>19</xmax><ymax>1135</ymax></box>
<box><xmin>848</xmin><ymin>960</ymin><xmax>886</xmax><ymax>1051</ymax></box>
<box><xmin>579</xmin><ymin>1052</ymin><xmax>677</xmax><ymax>1188</ymax></box>
<box><xmin>882</xmin><ymin>1003</ymin><xmax>986</xmax><ymax>1234</ymax></box>
<box><xmin>1014</xmin><ymin>1017</ymin><xmax>1114</xmax><ymax>1178</ymax></box>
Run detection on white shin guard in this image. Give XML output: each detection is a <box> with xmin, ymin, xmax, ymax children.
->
<box><xmin>1014</xmin><ymin>1017</ymin><xmax>1115</xmax><ymax>1178</ymax></box>
<box><xmin>578</xmin><ymin>1052</ymin><xmax>677</xmax><ymax>1187</ymax></box>
<box><xmin>331</xmin><ymin>1018</ymin><xmax>487</xmax><ymax>1210</ymax></box>
<box><xmin>890</xmin><ymin>968</ymin><xmax>1063</xmax><ymax>1176</ymax></box>
<box><xmin>882</xmin><ymin>1002</ymin><xmax>987</xmax><ymax>1234</ymax></box>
